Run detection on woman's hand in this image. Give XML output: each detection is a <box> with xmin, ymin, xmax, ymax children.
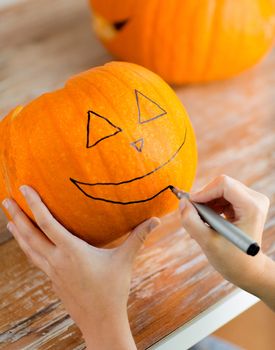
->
<box><xmin>179</xmin><ymin>175</ymin><xmax>275</xmax><ymax>310</ymax></box>
<box><xmin>2</xmin><ymin>186</ymin><xmax>160</xmax><ymax>350</ymax></box>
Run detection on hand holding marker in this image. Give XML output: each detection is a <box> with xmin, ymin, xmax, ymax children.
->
<box><xmin>169</xmin><ymin>186</ymin><xmax>260</xmax><ymax>256</ymax></box>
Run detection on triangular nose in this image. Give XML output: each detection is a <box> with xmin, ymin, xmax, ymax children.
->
<box><xmin>131</xmin><ymin>138</ymin><xmax>144</xmax><ymax>153</ymax></box>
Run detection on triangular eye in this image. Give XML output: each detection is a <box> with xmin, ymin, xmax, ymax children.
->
<box><xmin>86</xmin><ymin>111</ymin><xmax>122</xmax><ymax>148</ymax></box>
<box><xmin>135</xmin><ymin>90</ymin><xmax>167</xmax><ymax>124</ymax></box>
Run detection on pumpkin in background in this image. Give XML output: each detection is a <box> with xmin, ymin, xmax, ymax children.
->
<box><xmin>90</xmin><ymin>0</ymin><xmax>275</xmax><ymax>84</ymax></box>
<box><xmin>0</xmin><ymin>62</ymin><xmax>197</xmax><ymax>245</ymax></box>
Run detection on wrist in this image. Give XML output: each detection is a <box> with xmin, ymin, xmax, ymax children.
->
<box><xmin>236</xmin><ymin>251</ymin><xmax>269</xmax><ymax>293</ymax></box>
<box><xmin>246</xmin><ymin>254</ymin><xmax>275</xmax><ymax>309</ymax></box>
<box><xmin>82</xmin><ymin>311</ymin><xmax>136</xmax><ymax>350</ymax></box>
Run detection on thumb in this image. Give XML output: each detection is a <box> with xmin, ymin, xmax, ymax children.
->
<box><xmin>118</xmin><ymin>217</ymin><xmax>160</xmax><ymax>262</ymax></box>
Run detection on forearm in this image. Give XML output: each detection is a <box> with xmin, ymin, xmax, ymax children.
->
<box><xmin>241</xmin><ymin>253</ymin><xmax>275</xmax><ymax>312</ymax></box>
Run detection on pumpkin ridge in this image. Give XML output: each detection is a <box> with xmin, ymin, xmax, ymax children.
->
<box><xmin>65</xmin><ymin>78</ymin><xmax>128</xmax><ymax>237</ymax></box>
<box><xmin>1</xmin><ymin>62</ymin><xmax>197</xmax><ymax>244</ymax></box>
<box><xmin>149</xmin><ymin>0</ymin><xmax>165</xmax><ymax>73</ymax></box>
<box><xmin>66</xmin><ymin>77</ymin><xmax>118</xmax><ymax>187</ymax></box>
<box><xmin>200</xmin><ymin>0</ymin><xmax>223</xmax><ymax>81</ymax></box>
<box><xmin>70</xmin><ymin>73</ymin><xmax>137</xmax><ymax>209</ymax></box>
<box><xmin>147</xmin><ymin>0</ymin><xmax>160</xmax><ymax>71</ymax></box>
<box><xmin>235</xmin><ymin>0</ymin><xmax>248</xmax><ymax>75</ymax></box>
<box><xmin>24</xmin><ymin>96</ymin><xmax>73</xmax><ymax>224</ymax></box>
<box><xmin>99</xmin><ymin>64</ymin><xmax>134</xmax><ymax>91</ymax></box>
<box><xmin>90</xmin><ymin>0</ymin><xmax>275</xmax><ymax>83</ymax></box>
<box><xmin>70</xmin><ymin>127</ymin><xmax>187</xmax><ymax>187</ymax></box>
<box><xmin>0</xmin><ymin>110</ymin><xmax>19</xmax><ymax>200</ymax></box>
<box><xmin>122</xmin><ymin>64</ymin><xmax>190</xmax><ymax>158</ymax></box>
<box><xmin>160</xmin><ymin>2</ymin><xmax>174</xmax><ymax>81</ymax></box>
<box><xmin>90</xmin><ymin>66</ymin><xmax>152</xmax><ymax>184</ymax></box>
<box><xmin>187</xmin><ymin>0</ymin><xmax>214</xmax><ymax>81</ymax></box>
<box><xmin>175</xmin><ymin>0</ymin><xmax>197</xmax><ymax>81</ymax></box>
<box><xmin>63</xmin><ymin>83</ymin><xmax>102</xmax><ymax>191</ymax></box>
<box><xmin>123</xmin><ymin>63</ymin><xmax>188</xmax><ymax>120</ymax></box>
<box><xmin>0</xmin><ymin>116</ymin><xmax>9</xmax><ymax>200</ymax></box>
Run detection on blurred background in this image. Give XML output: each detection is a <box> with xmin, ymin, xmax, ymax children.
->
<box><xmin>0</xmin><ymin>1</ymin><xmax>274</xmax><ymax>349</ymax></box>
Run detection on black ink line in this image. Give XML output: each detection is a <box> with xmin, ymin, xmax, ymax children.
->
<box><xmin>130</xmin><ymin>138</ymin><xmax>144</xmax><ymax>153</ymax></box>
<box><xmin>70</xmin><ymin>179</ymin><xmax>171</xmax><ymax>205</ymax></box>
<box><xmin>70</xmin><ymin>127</ymin><xmax>187</xmax><ymax>204</ymax></box>
<box><xmin>86</xmin><ymin>111</ymin><xmax>122</xmax><ymax>148</ymax></box>
<box><xmin>113</xmin><ymin>19</ymin><xmax>128</xmax><ymax>31</ymax></box>
<box><xmin>73</xmin><ymin>127</ymin><xmax>186</xmax><ymax>187</ymax></box>
<box><xmin>135</xmin><ymin>90</ymin><xmax>167</xmax><ymax>124</ymax></box>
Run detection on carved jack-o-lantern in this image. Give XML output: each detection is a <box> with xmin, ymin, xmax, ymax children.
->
<box><xmin>0</xmin><ymin>62</ymin><xmax>197</xmax><ymax>245</ymax></box>
<box><xmin>90</xmin><ymin>0</ymin><xmax>275</xmax><ymax>84</ymax></box>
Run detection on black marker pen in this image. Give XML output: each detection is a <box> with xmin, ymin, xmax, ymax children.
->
<box><xmin>170</xmin><ymin>186</ymin><xmax>260</xmax><ymax>256</ymax></box>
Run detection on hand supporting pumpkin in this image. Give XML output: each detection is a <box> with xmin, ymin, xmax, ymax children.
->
<box><xmin>2</xmin><ymin>186</ymin><xmax>160</xmax><ymax>350</ymax></box>
<box><xmin>179</xmin><ymin>175</ymin><xmax>275</xmax><ymax>311</ymax></box>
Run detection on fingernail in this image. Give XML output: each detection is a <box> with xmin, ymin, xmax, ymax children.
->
<box><xmin>19</xmin><ymin>186</ymin><xmax>28</xmax><ymax>197</ymax></box>
<box><xmin>190</xmin><ymin>189</ymin><xmax>200</xmax><ymax>195</ymax></box>
<box><xmin>7</xmin><ymin>222</ymin><xmax>13</xmax><ymax>233</ymax></box>
<box><xmin>2</xmin><ymin>199</ymin><xmax>10</xmax><ymax>210</ymax></box>
<box><xmin>149</xmin><ymin>218</ymin><xmax>160</xmax><ymax>231</ymax></box>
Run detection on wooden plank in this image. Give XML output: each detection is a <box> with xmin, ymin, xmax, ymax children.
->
<box><xmin>0</xmin><ymin>0</ymin><xmax>274</xmax><ymax>349</ymax></box>
<box><xmin>150</xmin><ymin>289</ymin><xmax>259</xmax><ymax>350</ymax></box>
<box><xmin>0</xmin><ymin>211</ymin><xmax>9</xmax><ymax>244</ymax></box>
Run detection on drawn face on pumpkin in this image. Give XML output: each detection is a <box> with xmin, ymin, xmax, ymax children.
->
<box><xmin>0</xmin><ymin>61</ymin><xmax>196</xmax><ymax>244</ymax></box>
<box><xmin>70</xmin><ymin>89</ymin><xmax>187</xmax><ymax>204</ymax></box>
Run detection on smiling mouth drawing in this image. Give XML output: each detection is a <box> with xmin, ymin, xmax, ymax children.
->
<box><xmin>70</xmin><ymin>128</ymin><xmax>187</xmax><ymax>205</ymax></box>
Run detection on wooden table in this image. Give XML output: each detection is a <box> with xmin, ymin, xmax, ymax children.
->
<box><xmin>0</xmin><ymin>1</ymin><xmax>274</xmax><ymax>349</ymax></box>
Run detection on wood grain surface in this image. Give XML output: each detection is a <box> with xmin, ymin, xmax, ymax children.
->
<box><xmin>0</xmin><ymin>0</ymin><xmax>275</xmax><ymax>349</ymax></box>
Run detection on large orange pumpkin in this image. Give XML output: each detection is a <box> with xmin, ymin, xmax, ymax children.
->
<box><xmin>90</xmin><ymin>0</ymin><xmax>275</xmax><ymax>84</ymax></box>
<box><xmin>0</xmin><ymin>62</ymin><xmax>197</xmax><ymax>245</ymax></box>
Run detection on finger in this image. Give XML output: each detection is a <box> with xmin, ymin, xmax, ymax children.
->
<box><xmin>179</xmin><ymin>198</ymin><xmax>217</xmax><ymax>248</ymax></box>
<box><xmin>247</xmin><ymin>188</ymin><xmax>270</xmax><ymax>215</ymax></box>
<box><xmin>19</xmin><ymin>185</ymin><xmax>74</xmax><ymax>247</ymax></box>
<box><xmin>204</xmin><ymin>198</ymin><xmax>235</xmax><ymax>220</ymax></box>
<box><xmin>205</xmin><ymin>197</ymin><xmax>229</xmax><ymax>210</ymax></box>
<box><xmin>2</xmin><ymin>198</ymin><xmax>55</xmax><ymax>256</ymax></box>
<box><xmin>190</xmin><ymin>175</ymin><xmax>253</xmax><ymax>219</ymax></box>
<box><xmin>190</xmin><ymin>175</ymin><xmax>250</xmax><ymax>203</ymax></box>
<box><xmin>118</xmin><ymin>217</ymin><xmax>160</xmax><ymax>262</ymax></box>
<box><xmin>7</xmin><ymin>221</ymin><xmax>51</xmax><ymax>275</ymax></box>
